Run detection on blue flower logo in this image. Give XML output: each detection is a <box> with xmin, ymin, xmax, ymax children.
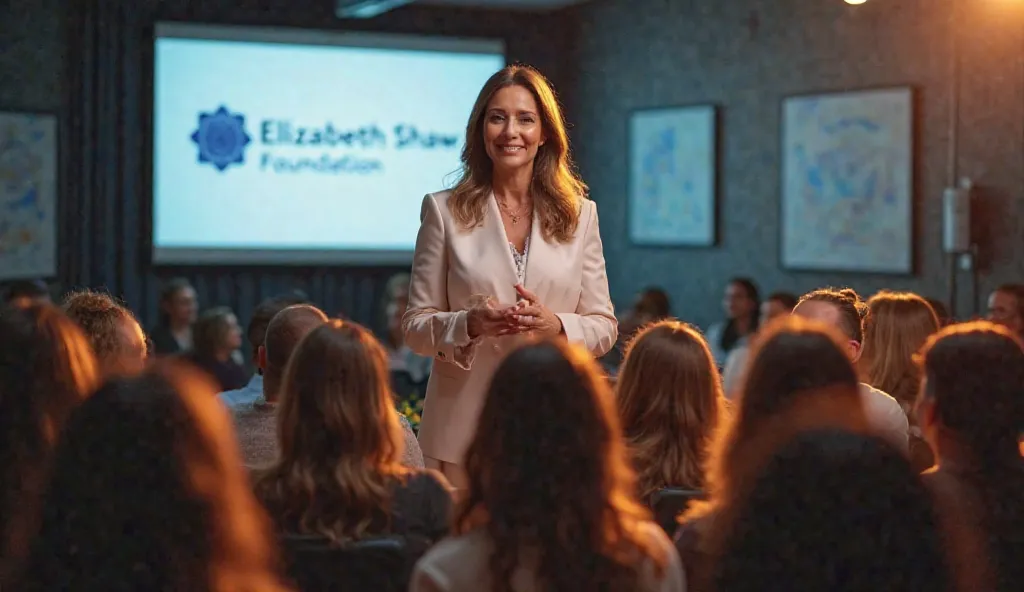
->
<box><xmin>190</xmin><ymin>106</ymin><xmax>251</xmax><ymax>172</ymax></box>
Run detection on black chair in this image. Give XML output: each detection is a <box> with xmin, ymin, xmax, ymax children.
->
<box><xmin>280</xmin><ymin>534</ymin><xmax>431</xmax><ymax>591</ymax></box>
<box><xmin>649</xmin><ymin>488</ymin><xmax>705</xmax><ymax>535</ymax></box>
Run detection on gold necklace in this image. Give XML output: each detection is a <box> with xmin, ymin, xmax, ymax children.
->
<box><xmin>497</xmin><ymin>197</ymin><xmax>532</xmax><ymax>225</ymax></box>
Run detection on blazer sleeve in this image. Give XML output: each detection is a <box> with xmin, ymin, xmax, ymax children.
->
<box><xmin>402</xmin><ymin>194</ymin><xmax>480</xmax><ymax>370</ymax></box>
<box><xmin>554</xmin><ymin>201</ymin><xmax>618</xmax><ymax>357</ymax></box>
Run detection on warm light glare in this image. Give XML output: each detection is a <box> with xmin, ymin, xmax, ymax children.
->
<box><xmin>845</xmin><ymin>0</ymin><xmax>868</xmax><ymax>4</ymax></box>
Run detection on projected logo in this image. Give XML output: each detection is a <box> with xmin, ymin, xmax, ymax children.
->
<box><xmin>190</xmin><ymin>106</ymin><xmax>252</xmax><ymax>172</ymax></box>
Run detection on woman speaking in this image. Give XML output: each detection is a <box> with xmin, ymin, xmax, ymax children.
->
<box><xmin>402</xmin><ymin>64</ymin><xmax>617</xmax><ymax>489</ymax></box>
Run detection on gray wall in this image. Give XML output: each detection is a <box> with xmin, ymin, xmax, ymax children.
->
<box><xmin>568</xmin><ymin>0</ymin><xmax>1024</xmax><ymax>326</ymax></box>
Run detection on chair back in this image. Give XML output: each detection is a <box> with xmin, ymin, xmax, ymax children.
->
<box><xmin>280</xmin><ymin>534</ymin><xmax>430</xmax><ymax>591</ymax></box>
<box><xmin>649</xmin><ymin>488</ymin><xmax>705</xmax><ymax>535</ymax></box>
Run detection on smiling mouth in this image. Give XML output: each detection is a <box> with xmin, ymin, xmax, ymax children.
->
<box><xmin>499</xmin><ymin>146</ymin><xmax>524</xmax><ymax>153</ymax></box>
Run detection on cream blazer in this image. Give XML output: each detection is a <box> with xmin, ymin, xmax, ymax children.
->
<box><xmin>402</xmin><ymin>190</ymin><xmax>617</xmax><ymax>463</ymax></box>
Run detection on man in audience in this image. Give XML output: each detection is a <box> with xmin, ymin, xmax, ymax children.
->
<box><xmin>219</xmin><ymin>294</ymin><xmax>307</xmax><ymax>408</ymax></box>
<box><xmin>793</xmin><ymin>287</ymin><xmax>909</xmax><ymax>454</ymax></box>
<box><xmin>986</xmin><ymin>284</ymin><xmax>1024</xmax><ymax>338</ymax></box>
<box><xmin>4</xmin><ymin>279</ymin><xmax>51</xmax><ymax>308</ymax></box>
<box><xmin>232</xmin><ymin>305</ymin><xmax>425</xmax><ymax>469</ymax></box>
<box><xmin>63</xmin><ymin>290</ymin><xmax>148</xmax><ymax>378</ymax></box>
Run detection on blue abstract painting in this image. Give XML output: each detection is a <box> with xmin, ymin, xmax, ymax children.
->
<box><xmin>0</xmin><ymin>112</ymin><xmax>57</xmax><ymax>280</ymax></box>
<box><xmin>629</xmin><ymin>105</ymin><xmax>716</xmax><ymax>246</ymax></box>
<box><xmin>781</xmin><ymin>88</ymin><xmax>912</xmax><ymax>273</ymax></box>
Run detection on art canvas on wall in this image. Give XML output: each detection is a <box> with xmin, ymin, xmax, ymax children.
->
<box><xmin>0</xmin><ymin>110</ymin><xmax>58</xmax><ymax>280</ymax></box>
<box><xmin>628</xmin><ymin>105</ymin><xmax>717</xmax><ymax>247</ymax></box>
<box><xmin>780</xmin><ymin>87</ymin><xmax>913</xmax><ymax>273</ymax></box>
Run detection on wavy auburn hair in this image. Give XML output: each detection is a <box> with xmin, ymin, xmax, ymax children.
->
<box><xmin>253</xmin><ymin>320</ymin><xmax>407</xmax><ymax>544</ymax></box>
<box><xmin>448</xmin><ymin>64</ymin><xmax>587</xmax><ymax>243</ymax></box>
<box><xmin>859</xmin><ymin>291</ymin><xmax>939</xmax><ymax>411</ymax></box>
<box><xmin>616</xmin><ymin>321</ymin><xmax>723</xmax><ymax>498</ymax></box>
<box><xmin>457</xmin><ymin>339</ymin><xmax>668</xmax><ymax>592</ymax></box>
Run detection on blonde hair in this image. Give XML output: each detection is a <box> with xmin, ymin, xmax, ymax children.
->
<box><xmin>859</xmin><ymin>291</ymin><xmax>939</xmax><ymax>410</ymax></box>
<box><xmin>253</xmin><ymin>320</ymin><xmax>408</xmax><ymax>543</ymax></box>
<box><xmin>616</xmin><ymin>321</ymin><xmax>723</xmax><ymax>498</ymax></box>
<box><xmin>448</xmin><ymin>64</ymin><xmax>587</xmax><ymax>244</ymax></box>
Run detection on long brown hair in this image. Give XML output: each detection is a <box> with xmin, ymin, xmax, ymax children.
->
<box><xmin>457</xmin><ymin>339</ymin><xmax>668</xmax><ymax>592</ymax></box>
<box><xmin>859</xmin><ymin>291</ymin><xmax>939</xmax><ymax>410</ymax></box>
<box><xmin>22</xmin><ymin>361</ymin><xmax>286</xmax><ymax>592</ymax></box>
<box><xmin>616</xmin><ymin>321</ymin><xmax>723</xmax><ymax>497</ymax></box>
<box><xmin>691</xmin><ymin>316</ymin><xmax>867</xmax><ymax>520</ymax></box>
<box><xmin>0</xmin><ymin>303</ymin><xmax>99</xmax><ymax>583</ymax></box>
<box><xmin>253</xmin><ymin>320</ymin><xmax>407</xmax><ymax>543</ymax></box>
<box><xmin>448</xmin><ymin>64</ymin><xmax>587</xmax><ymax>243</ymax></box>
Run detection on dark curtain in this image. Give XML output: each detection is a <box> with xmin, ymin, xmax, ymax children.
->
<box><xmin>59</xmin><ymin>0</ymin><xmax>403</xmax><ymax>334</ymax></box>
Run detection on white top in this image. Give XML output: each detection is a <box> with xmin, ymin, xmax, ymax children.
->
<box><xmin>859</xmin><ymin>382</ymin><xmax>911</xmax><ymax>455</ymax></box>
<box><xmin>411</xmin><ymin>521</ymin><xmax>686</xmax><ymax>592</ymax></box>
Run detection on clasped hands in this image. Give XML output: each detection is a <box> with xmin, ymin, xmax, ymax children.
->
<box><xmin>466</xmin><ymin>284</ymin><xmax>563</xmax><ymax>340</ymax></box>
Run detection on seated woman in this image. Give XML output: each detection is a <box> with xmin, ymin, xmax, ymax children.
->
<box><xmin>252</xmin><ymin>320</ymin><xmax>452</xmax><ymax>545</ymax></box>
<box><xmin>616</xmin><ymin>320</ymin><xmax>724</xmax><ymax>500</ymax></box>
<box><xmin>19</xmin><ymin>361</ymin><xmax>287</xmax><ymax>591</ymax></box>
<box><xmin>187</xmin><ymin>306</ymin><xmax>248</xmax><ymax>392</ymax></box>
<box><xmin>411</xmin><ymin>340</ymin><xmax>684</xmax><ymax>592</ymax></box>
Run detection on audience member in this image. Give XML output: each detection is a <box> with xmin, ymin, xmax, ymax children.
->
<box><xmin>986</xmin><ymin>283</ymin><xmax>1024</xmax><ymax>339</ymax></box>
<box><xmin>917</xmin><ymin>321</ymin><xmax>1024</xmax><ymax>592</ymax></box>
<box><xmin>63</xmin><ymin>289</ymin><xmax>148</xmax><ymax>378</ymax></box>
<box><xmin>253</xmin><ymin>320</ymin><xmax>450</xmax><ymax>546</ymax></box>
<box><xmin>792</xmin><ymin>287</ymin><xmax>909</xmax><ymax>453</ymax></box>
<box><xmin>721</xmin><ymin>290</ymin><xmax>797</xmax><ymax>397</ymax></box>
<box><xmin>925</xmin><ymin>297</ymin><xmax>953</xmax><ymax>326</ymax></box>
<box><xmin>616</xmin><ymin>320</ymin><xmax>723</xmax><ymax>499</ymax></box>
<box><xmin>187</xmin><ymin>306</ymin><xmax>247</xmax><ymax>392</ymax></box>
<box><xmin>411</xmin><ymin>340</ymin><xmax>684</xmax><ymax>592</ymax></box>
<box><xmin>219</xmin><ymin>294</ymin><xmax>308</xmax><ymax>408</ymax></box>
<box><xmin>602</xmin><ymin>286</ymin><xmax>672</xmax><ymax>377</ymax></box>
<box><xmin>858</xmin><ymin>290</ymin><xmax>940</xmax><ymax>471</ymax></box>
<box><xmin>20</xmin><ymin>361</ymin><xmax>289</xmax><ymax>591</ymax></box>
<box><xmin>712</xmin><ymin>430</ymin><xmax>950</xmax><ymax>592</ymax></box>
<box><xmin>705</xmin><ymin>278</ymin><xmax>760</xmax><ymax>368</ymax></box>
<box><xmin>2</xmin><ymin>279</ymin><xmax>50</xmax><ymax>308</ymax></box>
<box><xmin>676</xmin><ymin>315</ymin><xmax>868</xmax><ymax>592</ymax></box>
<box><xmin>232</xmin><ymin>304</ymin><xmax>329</xmax><ymax>468</ymax></box>
<box><xmin>382</xmin><ymin>273</ymin><xmax>433</xmax><ymax>420</ymax></box>
<box><xmin>0</xmin><ymin>304</ymin><xmax>100</xmax><ymax>585</ymax></box>
<box><xmin>149</xmin><ymin>277</ymin><xmax>198</xmax><ymax>354</ymax></box>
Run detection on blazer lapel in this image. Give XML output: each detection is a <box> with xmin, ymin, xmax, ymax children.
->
<box><xmin>523</xmin><ymin>208</ymin><xmax>548</xmax><ymax>301</ymax></box>
<box><xmin>485</xmin><ymin>193</ymin><xmax>521</xmax><ymax>305</ymax></box>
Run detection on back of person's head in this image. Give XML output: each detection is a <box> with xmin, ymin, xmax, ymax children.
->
<box><xmin>0</xmin><ymin>304</ymin><xmax>99</xmax><ymax>581</ymax></box>
<box><xmin>616</xmin><ymin>320</ymin><xmax>723</xmax><ymax>496</ymax></box>
<box><xmin>21</xmin><ymin>360</ymin><xmax>286</xmax><ymax>592</ymax></box>
<box><xmin>191</xmin><ymin>307</ymin><xmax>239</xmax><ymax>360</ymax></box>
<box><xmin>916</xmin><ymin>321</ymin><xmax>1024</xmax><ymax>590</ymax></box>
<box><xmin>795</xmin><ymin>287</ymin><xmax>868</xmax><ymax>344</ymax></box>
<box><xmin>246</xmin><ymin>295</ymin><xmax>310</xmax><ymax>366</ymax></box>
<box><xmin>925</xmin><ymin>297</ymin><xmax>952</xmax><ymax>326</ymax></box>
<box><xmin>713</xmin><ymin>430</ymin><xmax>949</xmax><ymax>592</ymax></box>
<box><xmin>261</xmin><ymin>304</ymin><xmax>327</xmax><ymax>395</ymax></box>
<box><xmin>695</xmin><ymin>316</ymin><xmax>866</xmax><ymax>516</ymax></box>
<box><xmin>459</xmin><ymin>339</ymin><xmax>668</xmax><ymax>592</ymax></box>
<box><xmin>254</xmin><ymin>320</ymin><xmax>405</xmax><ymax>543</ymax></box>
<box><xmin>633</xmin><ymin>287</ymin><xmax>671</xmax><ymax>320</ymax></box>
<box><xmin>766</xmin><ymin>291</ymin><xmax>798</xmax><ymax>311</ymax></box>
<box><xmin>859</xmin><ymin>291</ymin><xmax>939</xmax><ymax>409</ymax></box>
<box><xmin>3</xmin><ymin>279</ymin><xmax>50</xmax><ymax>307</ymax></box>
<box><xmin>62</xmin><ymin>289</ymin><xmax>147</xmax><ymax>378</ymax></box>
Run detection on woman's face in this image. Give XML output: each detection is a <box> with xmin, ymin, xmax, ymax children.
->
<box><xmin>482</xmin><ymin>85</ymin><xmax>546</xmax><ymax>174</ymax></box>
<box><xmin>723</xmin><ymin>282</ymin><xmax>756</xmax><ymax>319</ymax></box>
<box><xmin>164</xmin><ymin>287</ymin><xmax>198</xmax><ymax>326</ymax></box>
<box><xmin>222</xmin><ymin>314</ymin><xmax>242</xmax><ymax>351</ymax></box>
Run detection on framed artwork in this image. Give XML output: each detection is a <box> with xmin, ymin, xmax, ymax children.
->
<box><xmin>780</xmin><ymin>87</ymin><xmax>913</xmax><ymax>273</ymax></box>
<box><xmin>0</xmin><ymin>110</ymin><xmax>58</xmax><ymax>280</ymax></box>
<box><xmin>628</xmin><ymin>104</ymin><xmax>717</xmax><ymax>247</ymax></box>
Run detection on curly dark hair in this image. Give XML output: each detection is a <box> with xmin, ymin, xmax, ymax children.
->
<box><xmin>63</xmin><ymin>290</ymin><xmax>140</xmax><ymax>363</ymax></box>
<box><xmin>456</xmin><ymin>340</ymin><xmax>669</xmax><ymax>592</ymax></box>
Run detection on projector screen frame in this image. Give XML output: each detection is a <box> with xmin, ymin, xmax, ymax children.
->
<box><xmin>143</xmin><ymin>20</ymin><xmax>506</xmax><ymax>268</ymax></box>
